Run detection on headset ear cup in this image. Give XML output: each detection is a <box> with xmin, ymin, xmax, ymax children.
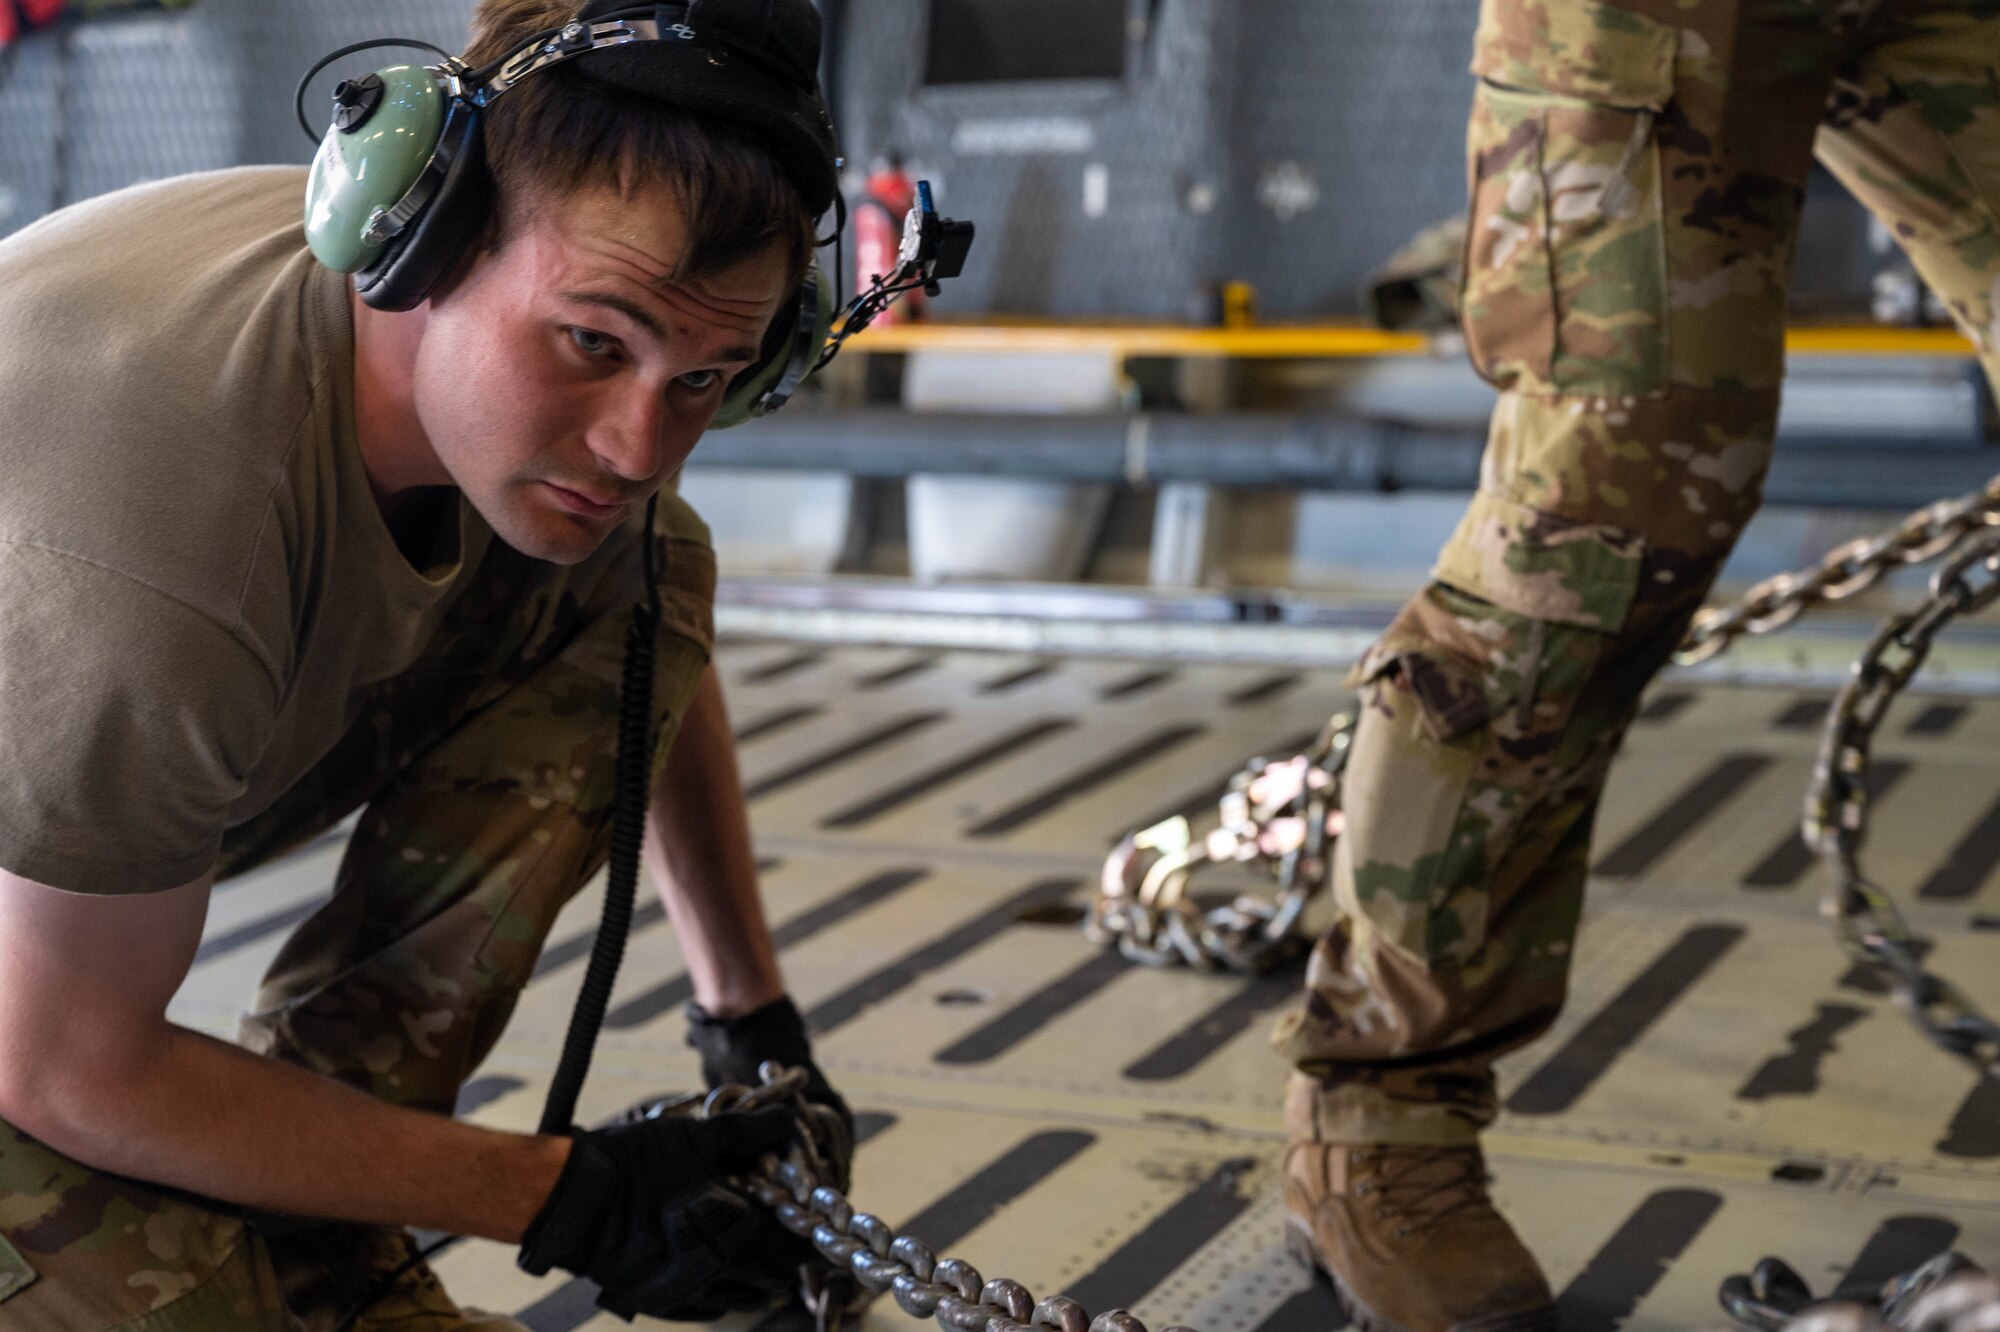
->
<box><xmin>710</xmin><ymin>267</ymin><xmax>832</xmax><ymax>430</ymax></box>
<box><xmin>355</xmin><ymin>100</ymin><xmax>491</xmax><ymax>312</ymax></box>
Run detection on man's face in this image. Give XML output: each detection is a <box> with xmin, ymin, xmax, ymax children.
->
<box><xmin>410</xmin><ymin>184</ymin><xmax>793</xmax><ymax>565</ymax></box>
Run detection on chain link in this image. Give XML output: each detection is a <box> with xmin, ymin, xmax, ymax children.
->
<box><xmin>700</xmin><ymin>1066</ymin><xmax>1200</xmax><ymax>1332</ymax></box>
<box><xmin>1676</xmin><ymin>473</ymin><xmax>2000</xmax><ymax>665</ymax></box>
<box><xmin>1088</xmin><ymin>714</ymin><xmax>1352</xmax><ymax>973</ymax></box>
<box><xmin>1801</xmin><ymin>527</ymin><xmax>2000</xmax><ymax>1075</ymax></box>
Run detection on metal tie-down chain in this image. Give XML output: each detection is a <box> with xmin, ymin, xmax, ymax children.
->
<box><xmin>1674</xmin><ymin>472</ymin><xmax>2000</xmax><ymax>664</ymax></box>
<box><xmin>686</xmin><ymin>1066</ymin><xmax>1201</xmax><ymax>1332</ymax></box>
<box><xmin>1091</xmin><ymin>715</ymin><xmax>1351</xmax><ymax>973</ymax></box>
<box><xmin>1799</xmin><ymin>529</ymin><xmax>2000</xmax><ymax>1072</ymax></box>
<box><xmin>1088</xmin><ymin>473</ymin><xmax>2000</xmax><ymax>1077</ymax></box>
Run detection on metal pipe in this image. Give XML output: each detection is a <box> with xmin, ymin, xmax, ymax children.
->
<box><xmin>692</xmin><ymin>409</ymin><xmax>2000</xmax><ymax>508</ymax></box>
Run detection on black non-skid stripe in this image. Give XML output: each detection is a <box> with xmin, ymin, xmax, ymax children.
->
<box><xmin>1554</xmin><ymin>1188</ymin><xmax>1723</xmax><ymax>1332</ymax></box>
<box><xmin>858</xmin><ymin>652</ymin><xmax>941</xmax><ymax>689</ymax></box>
<box><xmin>821</xmin><ymin>718</ymin><xmax>1076</xmax><ymax>829</ymax></box>
<box><xmin>1251</xmin><ymin>1286</ymin><xmax>1348</xmax><ymax>1332</ymax></box>
<box><xmin>1919</xmin><ymin>792</ymin><xmax>2000</xmax><ymax>900</ymax></box>
<box><xmin>1743</xmin><ymin>761</ymin><xmax>1909</xmax><ymax>889</ymax></box>
<box><xmin>1836</xmin><ymin>1215</ymin><xmax>1963</xmax><ymax>1298</ymax></box>
<box><xmin>1123</xmin><ymin>972</ymin><xmax>1299</xmax><ymax>1081</ymax></box>
<box><xmin>1773</xmin><ymin>696</ymin><xmax>1833</xmax><ymax>730</ymax></box>
<box><xmin>744</xmin><ymin>711</ymin><xmax>946</xmax><ymax>801</ymax></box>
<box><xmin>804</xmin><ymin>878</ymin><xmax>1079</xmax><ymax>1037</ymax></box>
<box><xmin>1906</xmin><ymin>701</ymin><xmax>1969</xmax><ymax>736</ymax></box>
<box><xmin>1637</xmin><ymin>690</ymin><xmax>1697</xmax><ymax>722</ymax></box>
<box><xmin>935</xmin><ymin>950</ymin><xmax>1133</xmax><ymax>1064</ymax></box>
<box><xmin>895</xmin><ymin>1129</ymin><xmax>1095</xmax><ymax>1250</ymax></box>
<box><xmin>734</xmin><ymin>703</ymin><xmax>824</xmax><ymax>745</ymax></box>
<box><xmin>1594</xmin><ymin>756</ymin><xmax>1772</xmax><ymax>878</ymax></box>
<box><xmin>192</xmin><ymin>897</ymin><xmax>325</xmax><ymax>965</ymax></box>
<box><xmin>606</xmin><ymin>868</ymin><xmax>930</xmax><ymax>1030</ymax></box>
<box><xmin>1506</xmin><ymin>923</ymin><xmax>1744</xmax><ymax>1115</ymax></box>
<box><xmin>517</xmin><ymin>1113</ymin><xmax>901</xmax><ymax>1332</ymax></box>
<box><xmin>981</xmin><ymin>660</ymin><xmax>1058</xmax><ymax>693</ymax></box>
<box><xmin>1102</xmin><ymin>668</ymin><xmax>1178</xmax><ymax>700</ymax></box>
<box><xmin>1736</xmin><ymin>1003</ymin><xmax>1869</xmax><ymax>1102</ymax></box>
<box><xmin>1228</xmin><ymin>672</ymin><xmax>1303</xmax><ymax>707</ymax></box>
<box><xmin>1063</xmin><ymin>1157</ymin><xmax>1258</xmax><ymax>1313</ymax></box>
<box><xmin>532</xmin><ymin>900</ymin><xmax>666</xmax><ymax>979</ymax></box>
<box><xmin>454</xmin><ymin>1074</ymin><xmax>526</xmax><ymax>1116</ymax></box>
<box><xmin>967</xmin><ymin>724</ymin><xmax>1208</xmax><ymax>839</ymax></box>
<box><xmin>1936</xmin><ymin>1075</ymin><xmax>2000</xmax><ymax>1159</ymax></box>
<box><xmin>739</xmin><ymin>648</ymin><xmax>826</xmax><ymax>684</ymax></box>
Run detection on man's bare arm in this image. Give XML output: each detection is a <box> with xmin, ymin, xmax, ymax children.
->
<box><xmin>644</xmin><ymin>661</ymin><xmax>785</xmax><ymax>1017</ymax></box>
<box><xmin>0</xmin><ymin>869</ymin><xmax>569</xmax><ymax>1242</ymax></box>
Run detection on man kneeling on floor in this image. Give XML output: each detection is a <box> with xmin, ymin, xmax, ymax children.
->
<box><xmin>0</xmin><ymin>2</ymin><xmax>852</xmax><ymax>1327</ymax></box>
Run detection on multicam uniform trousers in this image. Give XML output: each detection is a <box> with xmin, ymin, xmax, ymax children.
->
<box><xmin>0</xmin><ymin>498</ymin><xmax>718</xmax><ymax>1330</ymax></box>
<box><xmin>1278</xmin><ymin>0</ymin><xmax>2000</xmax><ymax>1146</ymax></box>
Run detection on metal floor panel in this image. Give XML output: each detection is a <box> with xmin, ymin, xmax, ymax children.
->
<box><xmin>165</xmin><ymin>643</ymin><xmax>2000</xmax><ymax>1332</ymax></box>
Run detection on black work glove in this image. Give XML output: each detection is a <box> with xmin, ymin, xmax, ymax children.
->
<box><xmin>517</xmin><ymin>1104</ymin><xmax>797</xmax><ymax>1321</ymax></box>
<box><xmin>685</xmin><ymin>996</ymin><xmax>853</xmax><ymax>1180</ymax></box>
<box><xmin>685</xmin><ymin>996</ymin><xmax>863</xmax><ymax>1318</ymax></box>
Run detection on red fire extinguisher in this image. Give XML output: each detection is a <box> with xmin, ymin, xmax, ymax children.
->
<box><xmin>1</xmin><ymin>0</ymin><xmax>66</xmax><ymax>49</ymax></box>
<box><xmin>853</xmin><ymin>155</ymin><xmax>924</xmax><ymax>325</ymax></box>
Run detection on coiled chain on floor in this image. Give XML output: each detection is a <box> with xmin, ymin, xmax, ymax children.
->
<box><xmin>1088</xmin><ymin>714</ymin><xmax>1351</xmax><ymax>972</ymax></box>
<box><xmin>1676</xmin><ymin>472</ymin><xmax>2000</xmax><ymax>665</ymax></box>
<box><xmin>702</xmin><ymin>1066</ymin><xmax>1199</xmax><ymax>1332</ymax></box>
<box><xmin>1089</xmin><ymin>471</ymin><xmax>2000</xmax><ymax>1067</ymax></box>
<box><xmin>1801</xmin><ymin>527</ymin><xmax>2000</xmax><ymax>1075</ymax></box>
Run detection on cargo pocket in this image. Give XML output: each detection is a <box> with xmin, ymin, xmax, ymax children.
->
<box><xmin>0</xmin><ymin>1231</ymin><xmax>35</xmax><ymax>1306</ymax></box>
<box><xmin>1461</xmin><ymin>0</ymin><xmax>1676</xmax><ymax>397</ymax></box>
<box><xmin>1339</xmin><ymin>630</ymin><xmax>1508</xmax><ymax>969</ymax></box>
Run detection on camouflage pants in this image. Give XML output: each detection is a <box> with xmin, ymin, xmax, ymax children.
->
<box><xmin>0</xmin><ymin>498</ymin><xmax>718</xmax><ymax>1330</ymax></box>
<box><xmin>1277</xmin><ymin>0</ymin><xmax>2000</xmax><ymax>1145</ymax></box>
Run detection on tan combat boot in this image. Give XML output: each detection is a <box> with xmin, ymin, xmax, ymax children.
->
<box><xmin>1282</xmin><ymin>1140</ymin><xmax>1556</xmax><ymax>1332</ymax></box>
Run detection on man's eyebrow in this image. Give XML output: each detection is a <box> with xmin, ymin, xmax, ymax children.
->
<box><xmin>561</xmin><ymin>290</ymin><xmax>665</xmax><ymax>339</ymax></box>
<box><xmin>560</xmin><ymin>289</ymin><xmax>764</xmax><ymax>365</ymax></box>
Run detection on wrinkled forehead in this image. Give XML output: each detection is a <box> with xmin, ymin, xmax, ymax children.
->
<box><xmin>509</xmin><ymin>180</ymin><xmax>795</xmax><ymax>311</ymax></box>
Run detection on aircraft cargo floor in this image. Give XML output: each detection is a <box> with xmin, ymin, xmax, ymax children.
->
<box><xmin>168</xmin><ymin>637</ymin><xmax>2000</xmax><ymax>1332</ymax></box>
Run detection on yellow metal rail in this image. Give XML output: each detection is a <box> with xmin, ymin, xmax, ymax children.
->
<box><xmin>846</xmin><ymin>320</ymin><xmax>1978</xmax><ymax>360</ymax></box>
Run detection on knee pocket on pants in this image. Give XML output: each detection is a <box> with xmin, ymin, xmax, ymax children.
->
<box><xmin>1462</xmin><ymin>0</ymin><xmax>1675</xmax><ymax>397</ymax></box>
<box><xmin>1341</xmin><ymin>586</ymin><xmax>1606</xmax><ymax>969</ymax></box>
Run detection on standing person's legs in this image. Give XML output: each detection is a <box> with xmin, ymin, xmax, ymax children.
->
<box><xmin>1274</xmin><ymin>4</ymin><xmax>1858</xmax><ymax>1329</ymax></box>
<box><xmin>0</xmin><ymin>499</ymin><xmax>717</xmax><ymax>1332</ymax></box>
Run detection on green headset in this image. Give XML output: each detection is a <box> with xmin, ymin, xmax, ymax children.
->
<box><xmin>298</xmin><ymin>4</ymin><xmax>839</xmax><ymax>430</ymax></box>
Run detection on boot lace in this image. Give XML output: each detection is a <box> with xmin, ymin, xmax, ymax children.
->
<box><xmin>1353</xmin><ymin>1147</ymin><xmax>1493</xmax><ymax>1239</ymax></box>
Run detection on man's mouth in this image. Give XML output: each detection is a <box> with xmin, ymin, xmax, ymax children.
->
<box><xmin>542</xmin><ymin>482</ymin><xmax>625</xmax><ymax>516</ymax></box>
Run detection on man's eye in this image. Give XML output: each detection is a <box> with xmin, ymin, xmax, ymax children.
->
<box><xmin>567</xmin><ymin>327</ymin><xmax>615</xmax><ymax>357</ymax></box>
<box><xmin>678</xmin><ymin>369</ymin><xmax>724</xmax><ymax>392</ymax></box>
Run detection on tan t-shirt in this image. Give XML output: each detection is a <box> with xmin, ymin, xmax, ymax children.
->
<box><xmin>0</xmin><ymin>166</ymin><xmax>501</xmax><ymax>894</ymax></box>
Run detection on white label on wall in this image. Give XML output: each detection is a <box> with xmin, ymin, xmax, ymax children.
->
<box><xmin>950</xmin><ymin>117</ymin><xmax>1096</xmax><ymax>156</ymax></box>
<box><xmin>1082</xmin><ymin>163</ymin><xmax>1109</xmax><ymax>218</ymax></box>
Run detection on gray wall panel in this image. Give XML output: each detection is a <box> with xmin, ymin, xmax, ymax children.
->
<box><xmin>0</xmin><ymin>0</ymin><xmax>1883</xmax><ymax>317</ymax></box>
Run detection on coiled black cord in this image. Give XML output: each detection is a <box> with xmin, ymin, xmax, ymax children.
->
<box><xmin>334</xmin><ymin>497</ymin><xmax>665</xmax><ymax>1332</ymax></box>
<box><xmin>540</xmin><ymin>492</ymin><xmax>664</xmax><ymax>1135</ymax></box>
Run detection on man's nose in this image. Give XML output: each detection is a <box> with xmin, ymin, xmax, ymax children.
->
<box><xmin>586</xmin><ymin>384</ymin><xmax>669</xmax><ymax>484</ymax></box>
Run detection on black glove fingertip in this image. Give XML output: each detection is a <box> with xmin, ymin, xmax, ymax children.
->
<box><xmin>721</xmin><ymin>1104</ymin><xmax>799</xmax><ymax>1165</ymax></box>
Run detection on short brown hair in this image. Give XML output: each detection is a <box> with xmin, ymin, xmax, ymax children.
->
<box><xmin>463</xmin><ymin>0</ymin><xmax>817</xmax><ymax>285</ymax></box>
